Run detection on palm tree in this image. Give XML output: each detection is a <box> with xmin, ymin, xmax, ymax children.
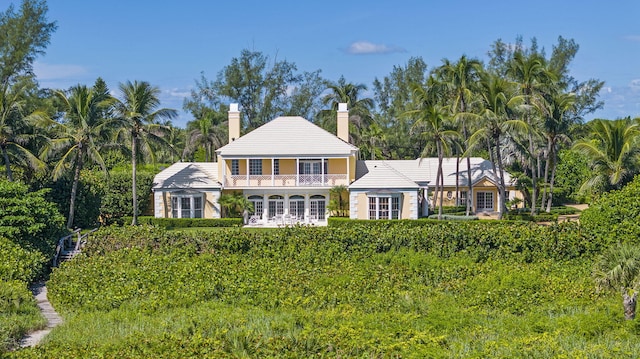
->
<box><xmin>184</xmin><ymin>113</ymin><xmax>226</xmax><ymax>162</ymax></box>
<box><xmin>436</xmin><ymin>55</ymin><xmax>482</xmax><ymax>215</ymax></box>
<box><xmin>540</xmin><ymin>92</ymin><xmax>576</xmax><ymax>211</ymax></box>
<box><xmin>467</xmin><ymin>72</ymin><xmax>527</xmax><ymax>219</ymax></box>
<box><xmin>594</xmin><ymin>243</ymin><xmax>640</xmax><ymax>320</ymax></box>
<box><xmin>318</xmin><ymin>76</ymin><xmax>374</xmax><ymax>145</ymax></box>
<box><xmin>115</xmin><ymin>80</ymin><xmax>177</xmax><ymax>226</ymax></box>
<box><xmin>572</xmin><ymin>118</ymin><xmax>640</xmax><ymax>195</ymax></box>
<box><xmin>408</xmin><ymin>77</ymin><xmax>459</xmax><ymax>219</ymax></box>
<box><xmin>0</xmin><ymin>79</ymin><xmax>46</xmax><ymax>181</ymax></box>
<box><xmin>43</xmin><ymin>84</ymin><xmax>115</xmax><ymax>228</ymax></box>
<box><xmin>507</xmin><ymin>51</ymin><xmax>556</xmax><ymax>215</ymax></box>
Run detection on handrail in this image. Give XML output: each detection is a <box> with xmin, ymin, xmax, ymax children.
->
<box><xmin>53</xmin><ymin>228</ymin><xmax>96</xmax><ymax>266</ymax></box>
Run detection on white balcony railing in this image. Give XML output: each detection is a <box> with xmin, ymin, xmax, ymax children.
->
<box><xmin>225</xmin><ymin>174</ymin><xmax>347</xmax><ymax>188</ymax></box>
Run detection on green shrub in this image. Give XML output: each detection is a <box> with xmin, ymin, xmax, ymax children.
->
<box><xmin>0</xmin><ymin>180</ymin><xmax>66</xmax><ymax>257</ymax></box>
<box><xmin>580</xmin><ymin>175</ymin><xmax>640</xmax><ymax>247</ymax></box>
<box><xmin>0</xmin><ymin>237</ymin><xmax>47</xmax><ymax>283</ymax></box>
<box><xmin>121</xmin><ymin>217</ymin><xmax>242</xmax><ymax>229</ymax></box>
<box><xmin>0</xmin><ymin>280</ymin><xmax>45</xmax><ymax>352</ymax></box>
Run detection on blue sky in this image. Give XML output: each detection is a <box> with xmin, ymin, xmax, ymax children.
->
<box><xmin>9</xmin><ymin>0</ymin><xmax>640</xmax><ymax>127</ymax></box>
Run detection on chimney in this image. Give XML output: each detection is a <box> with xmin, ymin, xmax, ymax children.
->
<box><xmin>228</xmin><ymin>103</ymin><xmax>240</xmax><ymax>143</ymax></box>
<box><xmin>337</xmin><ymin>103</ymin><xmax>349</xmax><ymax>142</ymax></box>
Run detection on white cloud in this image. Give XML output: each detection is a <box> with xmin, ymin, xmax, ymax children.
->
<box><xmin>624</xmin><ymin>35</ymin><xmax>640</xmax><ymax>42</ymax></box>
<box><xmin>168</xmin><ymin>88</ymin><xmax>190</xmax><ymax>98</ymax></box>
<box><xmin>345</xmin><ymin>41</ymin><xmax>405</xmax><ymax>55</ymax></box>
<box><xmin>33</xmin><ymin>62</ymin><xmax>88</xmax><ymax>80</ymax></box>
<box><xmin>630</xmin><ymin>79</ymin><xmax>640</xmax><ymax>90</ymax></box>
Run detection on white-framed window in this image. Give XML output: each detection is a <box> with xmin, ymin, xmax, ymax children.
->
<box><xmin>273</xmin><ymin>159</ymin><xmax>280</xmax><ymax>175</ymax></box>
<box><xmin>248</xmin><ymin>195</ymin><xmax>263</xmax><ymax>217</ymax></box>
<box><xmin>268</xmin><ymin>195</ymin><xmax>284</xmax><ymax>217</ymax></box>
<box><xmin>368</xmin><ymin>195</ymin><xmax>400</xmax><ymax>220</ymax></box>
<box><xmin>289</xmin><ymin>195</ymin><xmax>305</xmax><ymax>218</ymax></box>
<box><xmin>249</xmin><ymin>159</ymin><xmax>262</xmax><ymax>175</ymax></box>
<box><xmin>231</xmin><ymin>159</ymin><xmax>239</xmax><ymax>175</ymax></box>
<box><xmin>171</xmin><ymin>194</ymin><xmax>203</xmax><ymax>218</ymax></box>
<box><xmin>476</xmin><ymin>191</ymin><xmax>494</xmax><ymax>212</ymax></box>
<box><xmin>310</xmin><ymin>195</ymin><xmax>326</xmax><ymax>220</ymax></box>
<box><xmin>460</xmin><ymin>191</ymin><xmax>468</xmax><ymax>205</ymax></box>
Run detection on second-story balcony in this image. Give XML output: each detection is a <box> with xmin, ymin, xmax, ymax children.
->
<box><xmin>224</xmin><ymin>174</ymin><xmax>348</xmax><ymax>188</ymax></box>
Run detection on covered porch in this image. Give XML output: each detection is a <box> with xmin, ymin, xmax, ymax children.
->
<box><xmin>242</xmin><ymin>189</ymin><xmax>329</xmax><ymax>227</ymax></box>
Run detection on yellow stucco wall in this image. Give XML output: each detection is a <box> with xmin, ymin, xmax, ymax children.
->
<box><xmin>204</xmin><ymin>192</ymin><xmax>215</xmax><ymax>218</ymax></box>
<box><xmin>279</xmin><ymin>159</ymin><xmax>296</xmax><ymax>174</ymax></box>
<box><xmin>356</xmin><ymin>193</ymin><xmax>369</xmax><ymax>219</ymax></box>
<box><xmin>349</xmin><ymin>155</ymin><xmax>356</xmax><ymax>182</ymax></box>
<box><xmin>327</xmin><ymin>158</ymin><xmax>347</xmax><ymax>175</ymax></box>
<box><xmin>402</xmin><ymin>193</ymin><xmax>412</xmax><ymax>219</ymax></box>
<box><xmin>262</xmin><ymin>159</ymin><xmax>272</xmax><ymax>174</ymax></box>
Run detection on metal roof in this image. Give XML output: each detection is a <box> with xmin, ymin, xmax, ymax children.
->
<box><xmin>153</xmin><ymin>162</ymin><xmax>220</xmax><ymax>190</ymax></box>
<box><xmin>352</xmin><ymin>157</ymin><xmax>511</xmax><ymax>189</ymax></box>
<box><xmin>216</xmin><ymin>116</ymin><xmax>359</xmax><ymax>157</ymax></box>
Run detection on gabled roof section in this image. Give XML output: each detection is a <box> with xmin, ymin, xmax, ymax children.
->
<box><xmin>216</xmin><ymin>116</ymin><xmax>359</xmax><ymax>157</ymax></box>
<box><xmin>350</xmin><ymin>161</ymin><xmax>420</xmax><ymax>189</ymax></box>
<box><xmin>153</xmin><ymin>162</ymin><xmax>220</xmax><ymax>190</ymax></box>
<box><xmin>351</xmin><ymin>157</ymin><xmax>513</xmax><ymax>190</ymax></box>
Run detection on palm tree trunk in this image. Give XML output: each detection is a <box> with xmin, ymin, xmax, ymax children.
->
<box><xmin>2</xmin><ymin>146</ymin><xmax>13</xmax><ymax>182</ymax></box>
<box><xmin>463</xmin><ymin>122</ymin><xmax>472</xmax><ymax>215</ymax></box>
<box><xmin>131</xmin><ymin>134</ymin><xmax>138</xmax><ymax>226</ymax></box>
<box><xmin>529</xmin><ymin>137</ymin><xmax>537</xmax><ymax>216</ymax></box>
<box><xmin>546</xmin><ymin>144</ymin><xmax>558</xmax><ymax>212</ymax></box>
<box><xmin>494</xmin><ymin>135</ymin><xmax>507</xmax><ymax>219</ymax></box>
<box><xmin>455</xmin><ymin>150</ymin><xmax>460</xmax><ymax>206</ymax></box>
<box><xmin>623</xmin><ymin>291</ymin><xmax>638</xmax><ymax>320</ymax></box>
<box><xmin>67</xmin><ymin>152</ymin><xmax>84</xmax><ymax>229</ymax></box>
<box><xmin>437</xmin><ymin>143</ymin><xmax>444</xmax><ymax>219</ymax></box>
<box><xmin>540</xmin><ymin>156</ymin><xmax>549</xmax><ymax>211</ymax></box>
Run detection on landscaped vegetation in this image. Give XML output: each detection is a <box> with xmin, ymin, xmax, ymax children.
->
<box><xmin>6</xmin><ymin>0</ymin><xmax>640</xmax><ymax>357</ymax></box>
<box><xmin>3</xmin><ymin>212</ymin><xmax>640</xmax><ymax>357</ymax></box>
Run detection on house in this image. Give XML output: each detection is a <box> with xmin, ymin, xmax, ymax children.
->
<box><xmin>152</xmin><ymin>103</ymin><xmax>520</xmax><ymax>224</ymax></box>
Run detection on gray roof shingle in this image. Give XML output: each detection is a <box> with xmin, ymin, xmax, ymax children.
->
<box><xmin>216</xmin><ymin>116</ymin><xmax>358</xmax><ymax>157</ymax></box>
<box><xmin>153</xmin><ymin>162</ymin><xmax>220</xmax><ymax>189</ymax></box>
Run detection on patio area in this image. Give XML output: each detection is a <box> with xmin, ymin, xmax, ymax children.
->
<box><xmin>245</xmin><ymin>214</ymin><xmax>327</xmax><ymax>227</ymax></box>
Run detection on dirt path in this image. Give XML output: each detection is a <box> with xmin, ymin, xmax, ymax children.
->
<box><xmin>19</xmin><ymin>283</ymin><xmax>62</xmax><ymax>348</ymax></box>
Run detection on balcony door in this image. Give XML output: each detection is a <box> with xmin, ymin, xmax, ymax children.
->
<box><xmin>299</xmin><ymin>160</ymin><xmax>327</xmax><ymax>185</ymax></box>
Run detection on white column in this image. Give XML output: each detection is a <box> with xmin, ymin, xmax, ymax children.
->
<box><xmin>296</xmin><ymin>158</ymin><xmax>300</xmax><ymax>186</ymax></box>
<box><xmin>271</xmin><ymin>158</ymin><xmax>275</xmax><ymax>186</ymax></box>
<box><xmin>346</xmin><ymin>156</ymin><xmax>350</xmax><ymax>185</ymax></box>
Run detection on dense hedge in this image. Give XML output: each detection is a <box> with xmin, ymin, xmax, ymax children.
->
<box><xmin>80</xmin><ymin>220</ymin><xmax>588</xmax><ymax>263</ymax></box>
<box><xmin>31</xmin><ymin>222</ymin><xmax>634</xmax><ymax>357</ymax></box>
<box><xmin>0</xmin><ymin>180</ymin><xmax>67</xmax><ymax>257</ymax></box>
<box><xmin>0</xmin><ymin>238</ymin><xmax>47</xmax><ymax>283</ymax></box>
<box><xmin>581</xmin><ymin>175</ymin><xmax>640</xmax><ymax>246</ymax></box>
<box><xmin>121</xmin><ymin>216</ymin><xmax>242</xmax><ymax>229</ymax></box>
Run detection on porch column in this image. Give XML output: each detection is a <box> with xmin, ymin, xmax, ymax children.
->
<box><xmin>296</xmin><ymin>158</ymin><xmax>300</xmax><ymax>186</ymax></box>
<box><xmin>284</xmin><ymin>194</ymin><xmax>289</xmax><ymax>215</ymax></box>
<box><xmin>246</xmin><ymin>159</ymin><xmax>249</xmax><ymax>184</ymax></box>
<box><xmin>346</xmin><ymin>156</ymin><xmax>350</xmax><ymax>185</ymax></box>
<box><xmin>271</xmin><ymin>158</ymin><xmax>275</xmax><ymax>186</ymax></box>
<box><xmin>322</xmin><ymin>157</ymin><xmax>325</xmax><ymax>186</ymax></box>
<box><xmin>304</xmin><ymin>194</ymin><xmax>310</xmax><ymax>222</ymax></box>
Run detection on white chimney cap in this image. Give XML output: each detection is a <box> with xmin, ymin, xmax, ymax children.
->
<box><xmin>229</xmin><ymin>103</ymin><xmax>239</xmax><ymax>112</ymax></box>
<box><xmin>338</xmin><ymin>103</ymin><xmax>348</xmax><ymax>112</ymax></box>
